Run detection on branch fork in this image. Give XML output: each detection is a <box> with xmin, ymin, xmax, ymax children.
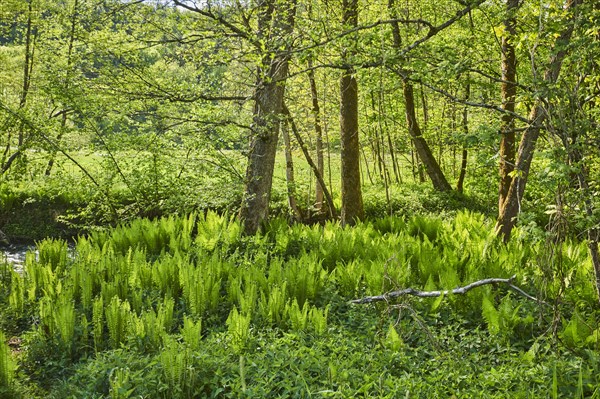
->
<box><xmin>351</xmin><ymin>275</ymin><xmax>547</xmax><ymax>305</ymax></box>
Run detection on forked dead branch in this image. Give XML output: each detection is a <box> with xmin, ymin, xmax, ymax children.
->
<box><xmin>350</xmin><ymin>275</ymin><xmax>548</xmax><ymax>305</ymax></box>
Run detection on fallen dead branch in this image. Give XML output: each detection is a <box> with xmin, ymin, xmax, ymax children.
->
<box><xmin>350</xmin><ymin>275</ymin><xmax>548</xmax><ymax>305</ymax></box>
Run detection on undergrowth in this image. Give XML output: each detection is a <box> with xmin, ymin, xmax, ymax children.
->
<box><xmin>0</xmin><ymin>211</ymin><xmax>599</xmax><ymax>398</ymax></box>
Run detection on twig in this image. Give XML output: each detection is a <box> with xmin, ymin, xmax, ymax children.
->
<box><xmin>351</xmin><ymin>275</ymin><xmax>549</xmax><ymax>306</ymax></box>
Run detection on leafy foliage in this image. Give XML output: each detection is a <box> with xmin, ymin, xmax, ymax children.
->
<box><xmin>0</xmin><ymin>212</ymin><xmax>599</xmax><ymax>397</ymax></box>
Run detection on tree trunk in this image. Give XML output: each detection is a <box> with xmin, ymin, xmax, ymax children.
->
<box><xmin>239</xmin><ymin>0</ymin><xmax>297</xmax><ymax>235</ymax></box>
<box><xmin>2</xmin><ymin>0</ymin><xmax>35</xmax><ymax>174</ymax></box>
<box><xmin>496</xmin><ymin>0</ymin><xmax>581</xmax><ymax>241</ymax></box>
<box><xmin>569</xmin><ymin>146</ymin><xmax>600</xmax><ymax>304</ymax></box>
<box><xmin>497</xmin><ymin>0</ymin><xmax>519</xmax><ymax>211</ymax></box>
<box><xmin>383</xmin><ymin>96</ymin><xmax>401</xmax><ymax>184</ymax></box>
<box><xmin>456</xmin><ymin>82</ymin><xmax>470</xmax><ymax>193</ymax></box>
<box><xmin>388</xmin><ymin>0</ymin><xmax>451</xmax><ymax>192</ymax></box>
<box><xmin>307</xmin><ymin>61</ymin><xmax>327</xmax><ymax>214</ymax></box>
<box><xmin>283</xmin><ymin>104</ymin><xmax>337</xmax><ymax>219</ymax></box>
<box><xmin>339</xmin><ymin>0</ymin><xmax>364</xmax><ymax>226</ymax></box>
<box><xmin>403</xmin><ymin>80</ymin><xmax>452</xmax><ymax>191</ymax></box>
<box><xmin>46</xmin><ymin>0</ymin><xmax>79</xmax><ymax>176</ymax></box>
<box><xmin>281</xmin><ymin>119</ymin><xmax>302</xmax><ymax>221</ymax></box>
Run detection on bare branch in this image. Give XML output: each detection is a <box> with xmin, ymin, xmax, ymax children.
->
<box><xmin>351</xmin><ymin>275</ymin><xmax>549</xmax><ymax>305</ymax></box>
<box><xmin>106</xmin><ymin>55</ymin><xmax>251</xmax><ymax>103</ymax></box>
<box><xmin>411</xmin><ymin>77</ymin><xmax>532</xmax><ymax>124</ymax></box>
<box><xmin>172</xmin><ymin>0</ymin><xmax>258</xmax><ymax>47</ymax></box>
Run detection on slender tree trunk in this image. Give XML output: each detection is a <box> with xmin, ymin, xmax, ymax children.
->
<box><xmin>2</xmin><ymin>1</ymin><xmax>35</xmax><ymax>174</ymax></box>
<box><xmin>283</xmin><ymin>104</ymin><xmax>337</xmax><ymax>219</ymax></box>
<box><xmin>281</xmin><ymin>119</ymin><xmax>302</xmax><ymax>221</ymax></box>
<box><xmin>456</xmin><ymin>82</ymin><xmax>470</xmax><ymax>193</ymax></box>
<box><xmin>382</xmin><ymin>92</ymin><xmax>401</xmax><ymax>184</ymax></box>
<box><xmin>369</xmin><ymin>92</ymin><xmax>388</xmax><ymax>182</ymax></box>
<box><xmin>18</xmin><ymin>1</ymin><xmax>34</xmax><ymax>143</ymax></box>
<box><xmin>361</xmin><ymin>146</ymin><xmax>374</xmax><ymax>185</ymax></box>
<box><xmin>306</xmin><ymin>3</ymin><xmax>327</xmax><ymax>214</ymax></box>
<box><xmin>388</xmin><ymin>0</ymin><xmax>451</xmax><ymax>192</ymax></box>
<box><xmin>497</xmin><ymin>0</ymin><xmax>519</xmax><ymax>211</ymax></box>
<box><xmin>46</xmin><ymin>0</ymin><xmax>79</xmax><ymax>176</ymax></box>
<box><xmin>339</xmin><ymin>0</ymin><xmax>364</xmax><ymax>226</ymax></box>
<box><xmin>496</xmin><ymin>0</ymin><xmax>580</xmax><ymax>241</ymax></box>
<box><xmin>403</xmin><ymin>81</ymin><xmax>452</xmax><ymax>191</ymax></box>
<box><xmin>239</xmin><ymin>0</ymin><xmax>297</xmax><ymax>235</ymax></box>
<box><xmin>307</xmin><ymin>62</ymin><xmax>327</xmax><ymax>214</ymax></box>
<box><xmin>568</xmin><ymin>145</ymin><xmax>600</xmax><ymax>304</ymax></box>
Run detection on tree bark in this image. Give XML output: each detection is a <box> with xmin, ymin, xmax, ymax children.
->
<box><xmin>239</xmin><ymin>0</ymin><xmax>297</xmax><ymax>235</ymax></box>
<box><xmin>568</xmin><ymin>145</ymin><xmax>600</xmax><ymax>305</ymax></box>
<box><xmin>339</xmin><ymin>0</ymin><xmax>364</xmax><ymax>226</ymax></box>
<box><xmin>307</xmin><ymin>61</ymin><xmax>327</xmax><ymax>214</ymax></box>
<box><xmin>283</xmin><ymin>104</ymin><xmax>337</xmax><ymax>219</ymax></box>
<box><xmin>456</xmin><ymin>82</ymin><xmax>470</xmax><ymax>193</ymax></box>
<box><xmin>403</xmin><ymin>81</ymin><xmax>452</xmax><ymax>191</ymax></box>
<box><xmin>46</xmin><ymin>0</ymin><xmax>79</xmax><ymax>176</ymax></box>
<box><xmin>496</xmin><ymin>0</ymin><xmax>581</xmax><ymax>241</ymax></box>
<box><xmin>281</xmin><ymin>119</ymin><xmax>302</xmax><ymax>221</ymax></box>
<box><xmin>388</xmin><ymin>0</ymin><xmax>451</xmax><ymax>192</ymax></box>
<box><xmin>2</xmin><ymin>0</ymin><xmax>35</xmax><ymax>174</ymax></box>
<box><xmin>497</xmin><ymin>0</ymin><xmax>519</xmax><ymax>211</ymax></box>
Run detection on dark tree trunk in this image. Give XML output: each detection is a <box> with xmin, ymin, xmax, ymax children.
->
<box><xmin>497</xmin><ymin>0</ymin><xmax>519</xmax><ymax>211</ymax></box>
<box><xmin>403</xmin><ymin>81</ymin><xmax>452</xmax><ymax>191</ymax></box>
<box><xmin>496</xmin><ymin>0</ymin><xmax>580</xmax><ymax>241</ymax></box>
<box><xmin>388</xmin><ymin>0</ymin><xmax>450</xmax><ymax>192</ymax></box>
<box><xmin>339</xmin><ymin>0</ymin><xmax>364</xmax><ymax>226</ymax></box>
<box><xmin>456</xmin><ymin>81</ymin><xmax>470</xmax><ymax>193</ymax></box>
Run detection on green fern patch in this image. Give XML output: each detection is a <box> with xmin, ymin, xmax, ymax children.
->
<box><xmin>1</xmin><ymin>212</ymin><xmax>599</xmax><ymax>397</ymax></box>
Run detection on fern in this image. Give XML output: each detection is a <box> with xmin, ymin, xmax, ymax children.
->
<box><xmin>181</xmin><ymin>315</ymin><xmax>202</xmax><ymax>350</ymax></box>
<box><xmin>0</xmin><ymin>331</ymin><xmax>14</xmax><ymax>389</ymax></box>
<box><xmin>39</xmin><ymin>297</ymin><xmax>55</xmax><ymax>339</ymax></box>
<box><xmin>562</xmin><ymin>311</ymin><xmax>594</xmax><ymax>347</ymax></box>
<box><xmin>127</xmin><ymin>313</ymin><xmax>147</xmax><ymax>352</ymax></box>
<box><xmin>109</xmin><ymin>367</ymin><xmax>135</xmax><ymax>399</ymax></box>
<box><xmin>309</xmin><ymin>305</ymin><xmax>329</xmax><ymax>335</ymax></box>
<box><xmin>53</xmin><ymin>295</ymin><xmax>76</xmax><ymax>352</ymax></box>
<box><xmin>334</xmin><ymin>260</ymin><xmax>362</xmax><ymax>297</ymax></box>
<box><xmin>93</xmin><ymin>296</ymin><xmax>104</xmax><ymax>352</ymax></box>
<box><xmin>106</xmin><ymin>296</ymin><xmax>131</xmax><ymax>349</ymax></box>
<box><xmin>286</xmin><ymin>299</ymin><xmax>310</xmax><ymax>332</ymax></box>
<box><xmin>157</xmin><ymin>296</ymin><xmax>175</xmax><ymax>333</ymax></box>
<box><xmin>285</xmin><ymin>253</ymin><xmax>327</xmax><ymax>308</ymax></box>
<box><xmin>37</xmin><ymin>238</ymin><xmax>68</xmax><ymax>273</ymax></box>
<box><xmin>8</xmin><ymin>271</ymin><xmax>24</xmax><ymax>313</ymax></box>
<box><xmin>384</xmin><ymin>324</ymin><xmax>404</xmax><ymax>351</ymax></box>
<box><xmin>140</xmin><ymin>309</ymin><xmax>162</xmax><ymax>351</ymax></box>
<box><xmin>152</xmin><ymin>254</ymin><xmax>181</xmax><ymax>299</ymax></box>
<box><xmin>79</xmin><ymin>269</ymin><xmax>94</xmax><ymax>312</ymax></box>
<box><xmin>227</xmin><ymin>307</ymin><xmax>251</xmax><ymax>354</ymax></box>
<box><xmin>80</xmin><ymin>314</ymin><xmax>90</xmax><ymax>351</ymax></box>
<box><xmin>160</xmin><ymin>337</ymin><xmax>196</xmax><ymax>395</ymax></box>
<box><xmin>482</xmin><ymin>295</ymin><xmax>500</xmax><ymax>335</ymax></box>
<box><xmin>258</xmin><ymin>282</ymin><xmax>287</xmax><ymax>327</ymax></box>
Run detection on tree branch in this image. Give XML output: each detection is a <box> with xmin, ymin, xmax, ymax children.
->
<box><xmin>410</xmin><ymin>77</ymin><xmax>532</xmax><ymax>124</ymax></box>
<box><xmin>282</xmin><ymin>103</ymin><xmax>338</xmax><ymax>219</ymax></box>
<box><xmin>350</xmin><ymin>275</ymin><xmax>548</xmax><ymax>305</ymax></box>
<box><xmin>172</xmin><ymin>0</ymin><xmax>258</xmax><ymax>47</ymax></box>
